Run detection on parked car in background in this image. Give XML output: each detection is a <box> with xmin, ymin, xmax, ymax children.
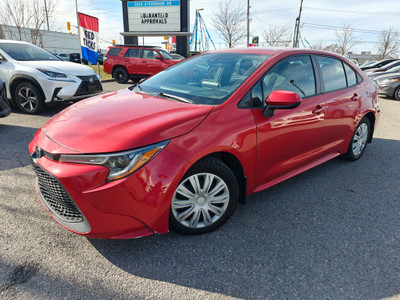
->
<box><xmin>364</xmin><ymin>60</ymin><xmax>400</xmax><ymax>75</ymax></box>
<box><xmin>368</xmin><ymin>65</ymin><xmax>400</xmax><ymax>80</ymax></box>
<box><xmin>360</xmin><ymin>58</ymin><xmax>398</xmax><ymax>71</ymax></box>
<box><xmin>375</xmin><ymin>72</ymin><xmax>400</xmax><ymax>100</ymax></box>
<box><xmin>0</xmin><ymin>40</ymin><xmax>103</xmax><ymax>114</ymax></box>
<box><xmin>0</xmin><ymin>78</ymin><xmax>11</xmax><ymax>118</ymax></box>
<box><xmin>103</xmin><ymin>45</ymin><xmax>182</xmax><ymax>83</ymax></box>
<box><xmin>69</xmin><ymin>52</ymin><xmax>82</xmax><ymax>63</ymax></box>
<box><xmin>170</xmin><ymin>52</ymin><xmax>185</xmax><ymax>60</ymax></box>
<box><xmin>30</xmin><ymin>48</ymin><xmax>379</xmax><ymax>239</ymax></box>
<box><xmin>360</xmin><ymin>60</ymin><xmax>376</xmax><ymax>67</ymax></box>
<box><xmin>350</xmin><ymin>59</ymin><xmax>359</xmax><ymax>66</ymax></box>
<box><xmin>54</xmin><ymin>53</ymin><xmax>69</xmax><ymax>61</ymax></box>
<box><xmin>97</xmin><ymin>53</ymin><xmax>104</xmax><ymax>65</ymax></box>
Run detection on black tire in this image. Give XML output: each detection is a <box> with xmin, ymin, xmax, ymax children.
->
<box><xmin>14</xmin><ymin>82</ymin><xmax>45</xmax><ymax>114</ymax></box>
<box><xmin>394</xmin><ymin>86</ymin><xmax>400</xmax><ymax>101</ymax></box>
<box><xmin>113</xmin><ymin>67</ymin><xmax>129</xmax><ymax>84</ymax></box>
<box><xmin>344</xmin><ymin>117</ymin><xmax>371</xmax><ymax>161</ymax></box>
<box><xmin>170</xmin><ymin>158</ymin><xmax>239</xmax><ymax>235</ymax></box>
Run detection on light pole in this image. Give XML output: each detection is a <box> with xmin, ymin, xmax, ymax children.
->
<box><xmin>247</xmin><ymin>0</ymin><xmax>250</xmax><ymax>47</ymax></box>
<box><xmin>293</xmin><ymin>0</ymin><xmax>304</xmax><ymax>48</ymax></box>
<box><xmin>194</xmin><ymin>8</ymin><xmax>204</xmax><ymax>51</ymax></box>
<box><xmin>75</xmin><ymin>0</ymin><xmax>83</xmax><ymax>64</ymax></box>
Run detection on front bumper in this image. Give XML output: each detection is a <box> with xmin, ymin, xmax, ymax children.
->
<box><xmin>377</xmin><ymin>83</ymin><xmax>398</xmax><ymax>98</ymax></box>
<box><xmin>40</xmin><ymin>75</ymin><xmax>103</xmax><ymax>104</ymax></box>
<box><xmin>29</xmin><ymin>135</ymin><xmax>189</xmax><ymax>239</ymax></box>
<box><xmin>0</xmin><ymin>82</ymin><xmax>11</xmax><ymax>118</ymax></box>
<box><xmin>0</xmin><ymin>95</ymin><xmax>11</xmax><ymax>118</ymax></box>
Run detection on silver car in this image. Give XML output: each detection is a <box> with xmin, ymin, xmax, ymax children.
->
<box><xmin>0</xmin><ymin>40</ymin><xmax>103</xmax><ymax>114</ymax></box>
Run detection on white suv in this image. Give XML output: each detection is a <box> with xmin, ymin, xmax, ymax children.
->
<box><xmin>0</xmin><ymin>40</ymin><xmax>103</xmax><ymax>114</ymax></box>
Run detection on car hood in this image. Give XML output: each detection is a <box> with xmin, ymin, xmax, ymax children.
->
<box><xmin>374</xmin><ymin>72</ymin><xmax>400</xmax><ymax>81</ymax></box>
<box><xmin>18</xmin><ymin>60</ymin><xmax>95</xmax><ymax>76</ymax></box>
<box><xmin>41</xmin><ymin>88</ymin><xmax>213</xmax><ymax>153</ymax></box>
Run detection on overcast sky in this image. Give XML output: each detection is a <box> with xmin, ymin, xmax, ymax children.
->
<box><xmin>54</xmin><ymin>0</ymin><xmax>400</xmax><ymax>54</ymax></box>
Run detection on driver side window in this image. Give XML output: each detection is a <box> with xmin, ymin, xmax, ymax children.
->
<box><xmin>262</xmin><ymin>55</ymin><xmax>316</xmax><ymax>101</ymax></box>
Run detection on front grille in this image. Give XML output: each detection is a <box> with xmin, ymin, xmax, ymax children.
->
<box><xmin>74</xmin><ymin>75</ymin><xmax>102</xmax><ymax>96</ymax></box>
<box><xmin>31</xmin><ymin>159</ymin><xmax>83</xmax><ymax>223</ymax></box>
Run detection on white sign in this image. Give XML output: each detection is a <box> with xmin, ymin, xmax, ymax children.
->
<box><xmin>128</xmin><ymin>1</ymin><xmax>181</xmax><ymax>32</ymax></box>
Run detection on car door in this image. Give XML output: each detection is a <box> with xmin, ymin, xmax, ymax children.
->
<box><xmin>252</xmin><ymin>54</ymin><xmax>328</xmax><ymax>186</ymax></box>
<box><xmin>123</xmin><ymin>48</ymin><xmax>141</xmax><ymax>75</ymax></box>
<box><xmin>141</xmin><ymin>49</ymin><xmax>164</xmax><ymax>75</ymax></box>
<box><xmin>315</xmin><ymin>55</ymin><xmax>362</xmax><ymax>152</ymax></box>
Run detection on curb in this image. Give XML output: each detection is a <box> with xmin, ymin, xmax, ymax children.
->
<box><xmin>101</xmin><ymin>79</ymin><xmax>115</xmax><ymax>83</ymax></box>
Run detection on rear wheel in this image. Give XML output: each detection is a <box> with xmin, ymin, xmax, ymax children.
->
<box><xmin>113</xmin><ymin>67</ymin><xmax>129</xmax><ymax>84</ymax></box>
<box><xmin>14</xmin><ymin>82</ymin><xmax>44</xmax><ymax>114</ymax></box>
<box><xmin>170</xmin><ymin>158</ymin><xmax>239</xmax><ymax>235</ymax></box>
<box><xmin>345</xmin><ymin>117</ymin><xmax>371</xmax><ymax>161</ymax></box>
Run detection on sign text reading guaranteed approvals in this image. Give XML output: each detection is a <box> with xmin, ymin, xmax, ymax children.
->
<box><xmin>128</xmin><ymin>1</ymin><xmax>181</xmax><ymax>32</ymax></box>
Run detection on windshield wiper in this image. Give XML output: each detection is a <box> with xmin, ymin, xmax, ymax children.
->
<box><xmin>158</xmin><ymin>92</ymin><xmax>193</xmax><ymax>103</ymax></box>
<box><xmin>129</xmin><ymin>83</ymin><xmax>138</xmax><ymax>91</ymax></box>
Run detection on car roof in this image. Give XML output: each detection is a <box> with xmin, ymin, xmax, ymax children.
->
<box><xmin>0</xmin><ymin>39</ymin><xmax>30</xmax><ymax>44</ymax></box>
<box><xmin>210</xmin><ymin>47</ymin><xmax>351</xmax><ymax>59</ymax></box>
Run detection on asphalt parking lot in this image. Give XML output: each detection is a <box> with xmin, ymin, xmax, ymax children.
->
<box><xmin>1</xmin><ymin>81</ymin><xmax>399</xmax><ymax>299</ymax></box>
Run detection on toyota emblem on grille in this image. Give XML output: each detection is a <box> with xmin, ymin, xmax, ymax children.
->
<box><xmin>89</xmin><ymin>77</ymin><xmax>94</xmax><ymax>84</ymax></box>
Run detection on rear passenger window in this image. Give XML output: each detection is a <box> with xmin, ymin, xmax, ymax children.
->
<box><xmin>125</xmin><ymin>49</ymin><xmax>140</xmax><ymax>58</ymax></box>
<box><xmin>317</xmin><ymin>56</ymin><xmax>347</xmax><ymax>92</ymax></box>
<box><xmin>262</xmin><ymin>55</ymin><xmax>316</xmax><ymax>99</ymax></box>
<box><xmin>344</xmin><ymin>63</ymin><xmax>357</xmax><ymax>86</ymax></box>
<box><xmin>107</xmin><ymin>48</ymin><xmax>122</xmax><ymax>56</ymax></box>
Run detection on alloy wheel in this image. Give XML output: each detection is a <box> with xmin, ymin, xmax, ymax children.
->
<box><xmin>352</xmin><ymin>123</ymin><xmax>368</xmax><ymax>156</ymax></box>
<box><xmin>17</xmin><ymin>86</ymin><xmax>38</xmax><ymax>112</ymax></box>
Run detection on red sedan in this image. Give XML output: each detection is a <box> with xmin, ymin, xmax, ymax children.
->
<box><xmin>29</xmin><ymin>48</ymin><xmax>380</xmax><ymax>239</ymax></box>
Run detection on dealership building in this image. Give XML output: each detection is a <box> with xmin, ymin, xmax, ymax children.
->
<box><xmin>0</xmin><ymin>24</ymin><xmax>80</xmax><ymax>54</ymax></box>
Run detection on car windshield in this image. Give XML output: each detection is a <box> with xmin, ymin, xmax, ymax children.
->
<box><xmin>138</xmin><ymin>52</ymin><xmax>270</xmax><ymax>105</ymax></box>
<box><xmin>0</xmin><ymin>43</ymin><xmax>60</xmax><ymax>61</ymax></box>
<box><xmin>158</xmin><ymin>50</ymin><xmax>174</xmax><ymax>60</ymax></box>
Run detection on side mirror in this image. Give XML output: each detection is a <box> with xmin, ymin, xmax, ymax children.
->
<box><xmin>155</xmin><ymin>55</ymin><xmax>162</xmax><ymax>60</ymax></box>
<box><xmin>264</xmin><ymin>90</ymin><xmax>302</xmax><ymax>118</ymax></box>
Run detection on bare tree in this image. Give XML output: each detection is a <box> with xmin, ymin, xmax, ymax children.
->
<box><xmin>212</xmin><ymin>0</ymin><xmax>246</xmax><ymax>48</ymax></box>
<box><xmin>312</xmin><ymin>41</ymin><xmax>324</xmax><ymax>50</ymax></box>
<box><xmin>323</xmin><ymin>44</ymin><xmax>341</xmax><ymax>54</ymax></box>
<box><xmin>335</xmin><ymin>23</ymin><xmax>358</xmax><ymax>56</ymax></box>
<box><xmin>376</xmin><ymin>28</ymin><xmax>400</xmax><ymax>59</ymax></box>
<box><xmin>262</xmin><ymin>25</ymin><xmax>291</xmax><ymax>47</ymax></box>
<box><xmin>0</xmin><ymin>0</ymin><xmax>58</xmax><ymax>45</ymax></box>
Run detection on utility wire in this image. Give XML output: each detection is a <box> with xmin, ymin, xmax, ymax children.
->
<box><xmin>303</xmin><ymin>6</ymin><xmax>400</xmax><ymax>17</ymax></box>
<box><xmin>303</xmin><ymin>23</ymin><xmax>400</xmax><ymax>35</ymax></box>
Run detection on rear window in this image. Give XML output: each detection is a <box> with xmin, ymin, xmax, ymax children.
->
<box><xmin>344</xmin><ymin>63</ymin><xmax>357</xmax><ymax>86</ymax></box>
<box><xmin>316</xmin><ymin>56</ymin><xmax>347</xmax><ymax>93</ymax></box>
<box><xmin>107</xmin><ymin>48</ymin><xmax>122</xmax><ymax>56</ymax></box>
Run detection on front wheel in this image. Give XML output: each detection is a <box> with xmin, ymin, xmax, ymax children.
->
<box><xmin>394</xmin><ymin>86</ymin><xmax>400</xmax><ymax>101</ymax></box>
<box><xmin>345</xmin><ymin>117</ymin><xmax>371</xmax><ymax>161</ymax></box>
<box><xmin>14</xmin><ymin>82</ymin><xmax>44</xmax><ymax>114</ymax></box>
<box><xmin>170</xmin><ymin>158</ymin><xmax>239</xmax><ymax>235</ymax></box>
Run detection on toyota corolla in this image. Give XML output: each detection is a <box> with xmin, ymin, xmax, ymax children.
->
<box><xmin>29</xmin><ymin>48</ymin><xmax>380</xmax><ymax>239</ymax></box>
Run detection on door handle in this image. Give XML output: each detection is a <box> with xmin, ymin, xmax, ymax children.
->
<box><xmin>351</xmin><ymin>93</ymin><xmax>361</xmax><ymax>101</ymax></box>
<box><xmin>312</xmin><ymin>105</ymin><xmax>326</xmax><ymax>115</ymax></box>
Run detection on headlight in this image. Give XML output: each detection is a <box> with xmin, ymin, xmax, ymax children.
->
<box><xmin>378</xmin><ymin>78</ymin><xmax>399</xmax><ymax>85</ymax></box>
<box><xmin>59</xmin><ymin>140</ymin><xmax>169</xmax><ymax>181</ymax></box>
<box><xmin>37</xmin><ymin>69</ymin><xmax>67</xmax><ymax>78</ymax></box>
